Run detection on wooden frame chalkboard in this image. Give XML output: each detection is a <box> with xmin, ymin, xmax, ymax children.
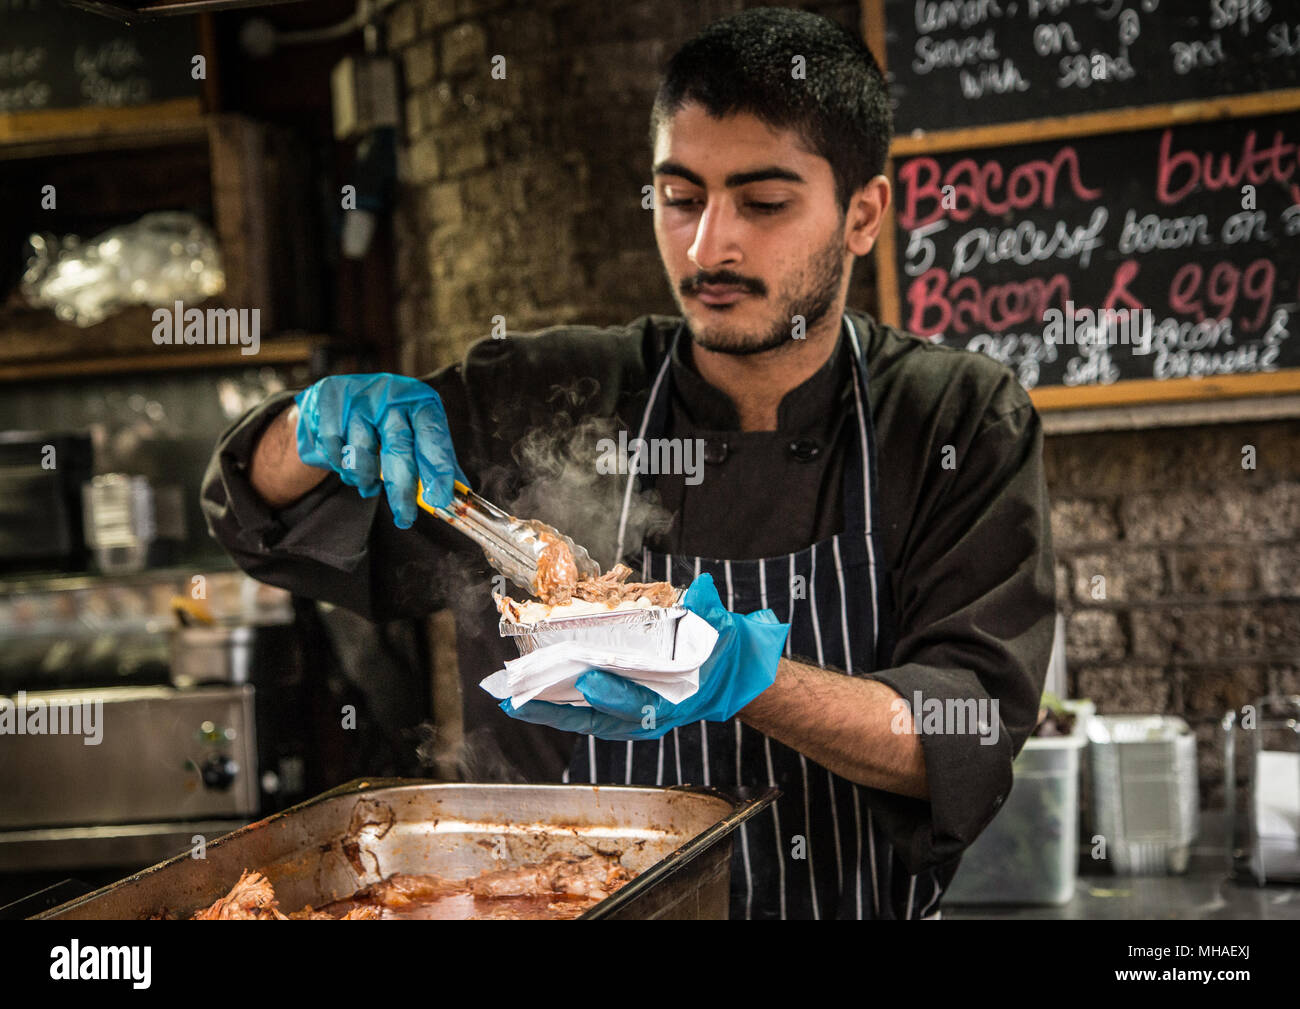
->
<box><xmin>0</xmin><ymin>0</ymin><xmax>204</xmax><ymax>142</ymax></box>
<box><xmin>862</xmin><ymin>0</ymin><xmax>1300</xmax><ymax>412</ymax></box>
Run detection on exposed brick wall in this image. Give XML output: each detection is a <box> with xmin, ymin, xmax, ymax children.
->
<box><xmin>1046</xmin><ymin>421</ymin><xmax>1300</xmax><ymax>806</ymax></box>
<box><xmin>381</xmin><ymin>0</ymin><xmax>874</xmax><ymax>377</ymax></box>
<box><xmin>381</xmin><ymin>0</ymin><xmax>1299</xmax><ymax>809</ymax></box>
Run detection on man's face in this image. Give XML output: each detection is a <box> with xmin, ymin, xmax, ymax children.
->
<box><xmin>652</xmin><ymin>104</ymin><xmax>848</xmax><ymax>355</ymax></box>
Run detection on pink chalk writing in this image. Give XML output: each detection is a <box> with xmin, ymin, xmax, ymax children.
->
<box><xmin>897</xmin><ymin>145</ymin><xmax>1102</xmax><ymax>230</ymax></box>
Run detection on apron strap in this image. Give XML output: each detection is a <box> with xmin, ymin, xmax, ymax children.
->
<box><xmin>614</xmin><ymin>324</ymin><xmax>679</xmax><ymax>561</ymax></box>
<box><xmin>614</xmin><ymin>314</ymin><xmax>889</xmax><ymax>660</ymax></box>
<box><xmin>844</xmin><ymin>314</ymin><xmax>899</xmax><ymax>671</ymax></box>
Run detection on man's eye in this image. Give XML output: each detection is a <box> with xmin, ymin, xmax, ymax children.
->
<box><xmin>747</xmin><ymin>201</ymin><xmax>789</xmax><ymax>214</ymax></box>
<box><xmin>663</xmin><ymin>197</ymin><xmax>701</xmax><ymax>208</ymax></box>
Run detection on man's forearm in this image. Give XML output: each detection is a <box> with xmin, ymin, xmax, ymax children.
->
<box><xmin>740</xmin><ymin>658</ymin><xmax>929</xmax><ymax>800</ymax></box>
<box><xmin>249</xmin><ymin>403</ymin><xmax>330</xmax><ymax>509</ymax></box>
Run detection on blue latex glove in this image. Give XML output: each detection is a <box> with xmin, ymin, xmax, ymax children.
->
<box><xmin>501</xmin><ymin>573</ymin><xmax>789</xmax><ymax>740</ymax></box>
<box><xmin>294</xmin><ymin>373</ymin><xmax>467</xmax><ymax>529</ymax></box>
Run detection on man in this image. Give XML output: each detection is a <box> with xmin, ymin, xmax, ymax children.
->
<box><xmin>202</xmin><ymin>8</ymin><xmax>1055</xmax><ymax>920</ymax></box>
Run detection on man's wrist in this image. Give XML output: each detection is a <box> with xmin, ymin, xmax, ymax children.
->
<box><xmin>248</xmin><ymin>403</ymin><xmax>330</xmax><ymax>509</ymax></box>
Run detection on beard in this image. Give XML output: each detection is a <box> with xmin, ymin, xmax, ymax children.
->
<box><xmin>669</xmin><ymin>226</ymin><xmax>847</xmax><ymax>357</ymax></box>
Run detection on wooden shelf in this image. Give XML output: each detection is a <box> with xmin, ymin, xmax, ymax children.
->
<box><xmin>65</xmin><ymin>0</ymin><xmax>302</xmax><ymax>22</ymax></box>
<box><xmin>0</xmin><ymin>99</ymin><xmax>205</xmax><ymax>161</ymax></box>
<box><xmin>0</xmin><ymin>113</ymin><xmax>326</xmax><ymax>350</ymax></box>
<box><xmin>1041</xmin><ymin>392</ymin><xmax>1300</xmax><ymax>436</ymax></box>
<box><xmin>888</xmin><ymin>89</ymin><xmax>1300</xmax><ymax>156</ymax></box>
<box><xmin>1030</xmin><ymin>370</ymin><xmax>1300</xmax><ymax>411</ymax></box>
<box><xmin>0</xmin><ymin>334</ymin><xmax>324</xmax><ymax>384</ymax></box>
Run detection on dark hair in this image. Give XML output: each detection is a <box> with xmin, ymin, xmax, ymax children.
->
<box><xmin>650</xmin><ymin>8</ymin><xmax>893</xmax><ymax>213</ymax></box>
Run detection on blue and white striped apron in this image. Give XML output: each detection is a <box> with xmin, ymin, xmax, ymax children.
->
<box><xmin>566</xmin><ymin>316</ymin><xmax>944</xmax><ymax>919</ymax></box>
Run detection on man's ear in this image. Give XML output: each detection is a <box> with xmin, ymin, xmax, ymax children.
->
<box><xmin>845</xmin><ymin>175</ymin><xmax>891</xmax><ymax>258</ymax></box>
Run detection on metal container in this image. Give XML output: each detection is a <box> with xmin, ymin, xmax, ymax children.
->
<box><xmin>82</xmin><ymin>474</ymin><xmax>155</xmax><ymax>574</ymax></box>
<box><xmin>169</xmin><ymin>624</ymin><xmax>253</xmax><ymax>687</ymax></box>
<box><xmin>500</xmin><ymin>605</ymin><xmax>686</xmax><ymax>658</ymax></box>
<box><xmin>0</xmin><ymin>685</ymin><xmax>258</xmax><ymax>837</ymax></box>
<box><xmin>1088</xmin><ymin>715</ymin><xmax>1199</xmax><ymax>874</ymax></box>
<box><xmin>36</xmin><ymin>780</ymin><xmax>778</xmax><ymax>920</ymax></box>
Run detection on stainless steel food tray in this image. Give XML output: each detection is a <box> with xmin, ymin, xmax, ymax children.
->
<box><xmin>36</xmin><ymin>779</ymin><xmax>778</xmax><ymax>920</ymax></box>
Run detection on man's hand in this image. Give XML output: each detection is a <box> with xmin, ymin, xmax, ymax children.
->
<box><xmin>501</xmin><ymin>573</ymin><xmax>790</xmax><ymax>739</ymax></box>
<box><xmin>264</xmin><ymin>373</ymin><xmax>467</xmax><ymax>528</ymax></box>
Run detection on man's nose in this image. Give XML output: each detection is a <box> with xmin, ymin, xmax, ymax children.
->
<box><xmin>687</xmin><ymin>200</ymin><xmax>742</xmax><ymax>272</ymax></box>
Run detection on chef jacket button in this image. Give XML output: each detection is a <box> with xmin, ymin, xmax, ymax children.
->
<box><xmin>704</xmin><ymin>439</ymin><xmax>728</xmax><ymax>465</ymax></box>
<box><xmin>788</xmin><ymin>438</ymin><xmax>821</xmax><ymax>462</ymax></box>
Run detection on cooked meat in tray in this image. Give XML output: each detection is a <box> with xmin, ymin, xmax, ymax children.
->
<box><xmin>38</xmin><ymin>781</ymin><xmax>778</xmax><ymax>921</ymax></box>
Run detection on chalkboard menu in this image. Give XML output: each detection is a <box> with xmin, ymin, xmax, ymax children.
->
<box><xmin>881</xmin><ymin>0</ymin><xmax>1300</xmax><ymax>134</ymax></box>
<box><xmin>866</xmin><ymin>1</ymin><xmax>1300</xmax><ymax>409</ymax></box>
<box><xmin>0</xmin><ymin>0</ymin><xmax>199</xmax><ymax>117</ymax></box>
<box><xmin>891</xmin><ymin>110</ymin><xmax>1300</xmax><ymax>395</ymax></box>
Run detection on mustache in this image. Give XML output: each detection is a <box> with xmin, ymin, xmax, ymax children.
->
<box><xmin>679</xmin><ymin>270</ymin><xmax>767</xmax><ymax>297</ymax></box>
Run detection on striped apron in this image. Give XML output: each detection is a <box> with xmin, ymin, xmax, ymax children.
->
<box><xmin>565</xmin><ymin>315</ymin><xmax>945</xmax><ymax>919</ymax></box>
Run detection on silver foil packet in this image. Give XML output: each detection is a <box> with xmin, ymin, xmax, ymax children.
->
<box><xmin>499</xmin><ymin>605</ymin><xmax>687</xmax><ymax>659</ymax></box>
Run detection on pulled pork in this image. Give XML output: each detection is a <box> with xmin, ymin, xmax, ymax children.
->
<box><xmin>534</xmin><ymin>531</ymin><xmax>581</xmax><ymax>604</ymax></box>
<box><xmin>499</xmin><ymin>563</ymin><xmax>679</xmax><ymax>621</ymax></box>
<box><xmin>469</xmin><ymin>853</ymin><xmax>632</xmax><ymax>902</ymax></box>
<box><xmin>191</xmin><ymin>870</ymin><xmax>289</xmax><ymax>920</ymax></box>
<box><xmin>191</xmin><ymin>869</ymin><xmax>381</xmax><ymax>921</ymax></box>
<box><xmin>528</xmin><ymin>504</ymin><xmax>680</xmax><ymax>609</ymax></box>
<box><xmin>351</xmin><ymin>873</ymin><xmax>462</xmax><ymax>909</ymax></box>
<box><xmin>569</xmin><ymin>563</ymin><xmax>679</xmax><ymax>608</ymax></box>
<box><xmin>183</xmin><ymin>851</ymin><xmax>633</xmax><ymax>920</ymax></box>
<box><xmin>289</xmin><ymin>904</ymin><xmax>381</xmax><ymax>920</ymax></box>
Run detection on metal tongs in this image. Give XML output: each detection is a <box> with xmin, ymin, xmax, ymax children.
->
<box><xmin>417</xmin><ymin>479</ymin><xmax>601</xmax><ymax>596</ymax></box>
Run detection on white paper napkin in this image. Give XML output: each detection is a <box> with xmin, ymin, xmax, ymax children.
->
<box><xmin>480</xmin><ymin>611</ymin><xmax>718</xmax><ymax>708</ymax></box>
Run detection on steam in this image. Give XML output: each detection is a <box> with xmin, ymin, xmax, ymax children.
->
<box><xmin>488</xmin><ymin>377</ymin><xmax>674</xmax><ymax>575</ymax></box>
<box><xmin>411</xmin><ymin>372</ymin><xmax>675</xmax><ymax>625</ymax></box>
<box><xmin>411</xmin><ymin>377</ymin><xmax>675</xmax><ymax>784</ymax></box>
<box><xmin>415</xmin><ymin>723</ymin><xmax>527</xmax><ymax>783</ymax></box>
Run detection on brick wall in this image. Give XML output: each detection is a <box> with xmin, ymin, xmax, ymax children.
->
<box><xmin>1046</xmin><ymin>421</ymin><xmax>1300</xmax><ymax>806</ymax></box>
<box><xmin>379</xmin><ymin>0</ymin><xmax>1299</xmax><ymax>806</ymax></box>
<box><xmin>380</xmin><ymin>0</ymin><xmax>873</xmax><ymax>377</ymax></box>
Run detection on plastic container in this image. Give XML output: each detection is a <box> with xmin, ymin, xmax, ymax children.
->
<box><xmin>1088</xmin><ymin>715</ymin><xmax>1198</xmax><ymax>874</ymax></box>
<box><xmin>1223</xmin><ymin>695</ymin><xmax>1300</xmax><ymax>884</ymax></box>
<box><xmin>944</xmin><ymin>702</ymin><xmax>1090</xmax><ymax>905</ymax></box>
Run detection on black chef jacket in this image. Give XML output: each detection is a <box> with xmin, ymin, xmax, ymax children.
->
<box><xmin>200</xmin><ymin>308</ymin><xmax>1056</xmax><ymax>877</ymax></box>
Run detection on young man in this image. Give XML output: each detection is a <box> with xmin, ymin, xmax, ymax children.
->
<box><xmin>202</xmin><ymin>9</ymin><xmax>1055</xmax><ymax>919</ymax></box>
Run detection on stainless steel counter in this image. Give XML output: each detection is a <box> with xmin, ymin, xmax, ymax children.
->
<box><xmin>947</xmin><ymin>812</ymin><xmax>1300</xmax><ymax>920</ymax></box>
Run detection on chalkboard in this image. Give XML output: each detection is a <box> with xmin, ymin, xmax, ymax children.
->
<box><xmin>0</xmin><ymin>0</ymin><xmax>198</xmax><ymax>117</ymax></box>
<box><xmin>879</xmin><ymin>0</ymin><xmax>1300</xmax><ymax>134</ymax></box>
<box><xmin>889</xmin><ymin>109</ymin><xmax>1300</xmax><ymax>398</ymax></box>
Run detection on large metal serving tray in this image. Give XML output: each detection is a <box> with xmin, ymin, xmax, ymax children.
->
<box><xmin>37</xmin><ymin>779</ymin><xmax>778</xmax><ymax>920</ymax></box>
